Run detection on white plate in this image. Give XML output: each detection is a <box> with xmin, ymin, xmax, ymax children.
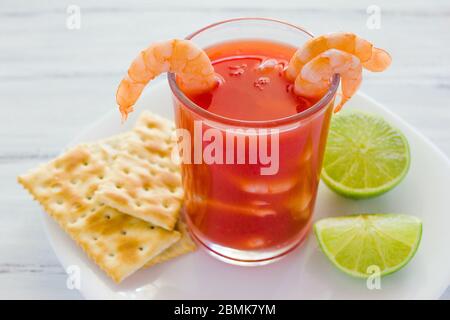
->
<box><xmin>41</xmin><ymin>80</ymin><xmax>450</xmax><ymax>299</ymax></box>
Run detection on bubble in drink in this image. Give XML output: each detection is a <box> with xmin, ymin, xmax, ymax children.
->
<box><xmin>254</xmin><ymin>76</ymin><xmax>270</xmax><ymax>90</ymax></box>
<box><xmin>229</xmin><ymin>63</ymin><xmax>247</xmax><ymax>69</ymax></box>
<box><xmin>229</xmin><ymin>69</ymin><xmax>244</xmax><ymax>76</ymax></box>
<box><xmin>228</xmin><ymin>63</ymin><xmax>247</xmax><ymax>76</ymax></box>
<box><xmin>257</xmin><ymin>58</ymin><xmax>284</xmax><ymax>74</ymax></box>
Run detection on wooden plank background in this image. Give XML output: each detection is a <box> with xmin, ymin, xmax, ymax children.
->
<box><xmin>1</xmin><ymin>0</ymin><xmax>449</xmax><ymax>299</ymax></box>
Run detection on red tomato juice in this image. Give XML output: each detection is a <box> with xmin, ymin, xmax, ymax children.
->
<box><xmin>173</xmin><ymin>40</ymin><xmax>333</xmax><ymax>256</ymax></box>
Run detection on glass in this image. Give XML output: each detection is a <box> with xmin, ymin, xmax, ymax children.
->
<box><xmin>168</xmin><ymin>18</ymin><xmax>339</xmax><ymax>265</ymax></box>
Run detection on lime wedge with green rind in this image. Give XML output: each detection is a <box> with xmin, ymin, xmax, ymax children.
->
<box><xmin>314</xmin><ymin>214</ymin><xmax>422</xmax><ymax>278</ymax></box>
<box><xmin>322</xmin><ymin>111</ymin><xmax>410</xmax><ymax>199</ymax></box>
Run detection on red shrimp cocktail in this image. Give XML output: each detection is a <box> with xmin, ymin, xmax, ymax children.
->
<box><xmin>116</xmin><ymin>18</ymin><xmax>390</xmax><ymax>265</ymax></box>
<box><xmin>168</xmin><ymin>19</ymin><xmax>338</xmax><ymax>264</ymax></box>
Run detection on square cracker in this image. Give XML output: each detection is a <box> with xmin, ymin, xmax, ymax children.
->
<box><xmin>93</xmin><ymin>112</ymin><xmax>183</xmax><ymax>230</ymax></box>
<box><xmin>92</xmin><ymin>130</ymin><xmax>179</xmax><ymax>174</ymax></box>
<box><xmin>96</xmin><ymin>153</ymin><xmax>183</xmax><ymax>230</ymax></box>
<box><xmin>145</xmin><ymin>220</ymin><xmax>197</xmax><ymax>268</ymax></box>
<box><xmin>133</xmin><ymin>110</ymin><xmax>176</xmax><ymax>151</ymax></box>
<box><xmin>18</xmin><ymin>145</ymin><xmax>180</xmax><ymax>283</ymax></box>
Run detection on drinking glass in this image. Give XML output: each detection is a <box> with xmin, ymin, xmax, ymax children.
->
<box><xmin>168</xmin><ymin>18</ymin><xmax>339</xmax><ymax>265</ymax></box>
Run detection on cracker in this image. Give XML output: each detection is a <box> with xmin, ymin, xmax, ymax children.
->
<box><xmin>92</xmin><ymin>130</ymin><xmax>179</xmax><ymax>174</ymax></box>
<box><xmin>131</xmin><ymin>111</ymin><xmax>180</xmax><ymax>173</ymax></box>
<box><xmin>133</xmin><ymin>110</ymin><xmax>175</xmax><ymax>149</ymax></box>
<box><xmin>144</xmin><ymin>220</ymin><xmax>197</xmax><ymax>268</ymax></box>
<box><xmin>18</xmin><ymin>145</ymin><xmax>180</xmax><ymax>283</ymax></box>
<box><xmin>92</xmin><ymin>111</ymin><xmax>183</xmax><ymax>230</ymax></box>
<box><xmin>96</xmin><ymin>152</ymin><xmax>183</xmax><ymax>230</ymax></box>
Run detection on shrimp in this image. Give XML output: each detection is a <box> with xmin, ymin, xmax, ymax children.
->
<box><xmin>116</xmin><ymin>39</ymin><xmax>217</xmax><ymax>120</ymax></box>
<box><xmin>286</xmin><ymin>32</ymin><xmax>391</xmax><ymax>112</ymax></box>
<box><xmin>294</xmin><ymin>49</ymin><xmax>362</xmax><ymax>112</ymax></box>
<box><xmin>286</xmin><ymin>32</ymin><xmax>391</xmax><ymax>81</ymax></box>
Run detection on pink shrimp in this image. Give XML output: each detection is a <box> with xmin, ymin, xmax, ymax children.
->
<box><xmin>294</xmin><ymin>49</ymin><xmax>362</xmax><ymax>112</ymax></box>
<box><xmin>286</xmin><ymin>32</ymin><xmax>391</xmax><ymax>111</ymax></box>
<box><xmin>116</xmin><ymin>39</ymin><xmax>217</xmax><ymax>120</ymax></box>
<box><xmin>286</xmin><ymin>32</ymin><xmax>391</xmax><ymax>80</ymax></box>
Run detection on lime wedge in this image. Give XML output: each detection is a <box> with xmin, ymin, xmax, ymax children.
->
<box><xmin>322</xmin><ymin>111</ymin><xmax>410</xmax><ymax>198</ymax></box>
<box><xmin>314</xmin><ymin>214</ymin><xmax>422</xmax><ymax>278</ymax></box>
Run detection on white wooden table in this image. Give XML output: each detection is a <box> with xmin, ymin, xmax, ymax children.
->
<box><xmin>1</xmin><ymin>0</ymin><xmax>449</xmax><ymax>299</ymax></box>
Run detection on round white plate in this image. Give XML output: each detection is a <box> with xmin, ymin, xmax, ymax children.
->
<box><xmin>41</xmin><ymin>80</ymin><xmax>450</xmax><ymax>299</ymax></box>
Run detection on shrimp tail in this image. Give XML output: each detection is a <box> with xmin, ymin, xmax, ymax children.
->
<box><xmin>119</xmin><ymin>105</ymin><xmax>133</xmax><ymax>122</ymax></box>
<box><xmin>363</xmin><ymin>47</ymin><xmax>392</xmax><ymax>72</ymax></box>
<box><xmin>294</xmin><ymin>49</ymin><xmax>362</xmax><ymax>113</ymax></box>
<box><xmin>288</xmin><ymin>33</ymin><xmax>391</xmax><ymax>112</ymax></box>
<box><xmin>116</xmin><ymin>39</ymin><xmax>216</xmax><ymax>121</ymax></box>
<box><xmin>116</xmin><ymin>75</ymin><xmax>145</xmax><ymax>121</ymax></box>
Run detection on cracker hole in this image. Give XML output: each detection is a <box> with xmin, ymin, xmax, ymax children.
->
<box><xmin>98</xmin><ymin>175</ymin><xmax>104</xmax><ymax>180</ymax></box>
<box><xmin>109</xmin><ymin>253</ymin><xmax>115</xmax><ymax>258</ymax></box>
<box><xmin>136</xmin><ymin>202</ymin><xmax>142</xmax><ymax>208</ymax></box>
<box><xmin>83</xmin><ymin>162</ymin><xmax>89</xmax><ymax>167</ymax></box>
<box><xmin>123</xmin><ymin>168</ymin><xmax>130</xmax><ymax>174</ymax></box>
<box><xmin>56</xmin><ymin>200</ymin><xmax>63</xmax><ymax>205</ymax></box>
<box><xmin>121</xmin><ymin>231</ymin><xmax>127</xmax><ymax>236</ymax></box>
<box><xmin>115</xmin><ymin>184</ymin><xmax>122</xmax><ymax>189</ymax></box>
<box><xmin>139</xmin><ymin>247</ymin><xmax>144</xmax><ymax>251</ymax></box>
<box><xmin>105</xmin><ymin>215</ymin><xmax>111</xmax><ymax>220</ymax></box>
<box><xmin>92</xmin><ymin>236</ymin><xmax>98</xmax><ymax>241</ymax></box>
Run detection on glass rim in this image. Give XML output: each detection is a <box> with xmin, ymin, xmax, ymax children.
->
<box><xmin>168</xmin><ymin>17</ymin><xmax>340</xmax><ymax>127</ymax></box>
